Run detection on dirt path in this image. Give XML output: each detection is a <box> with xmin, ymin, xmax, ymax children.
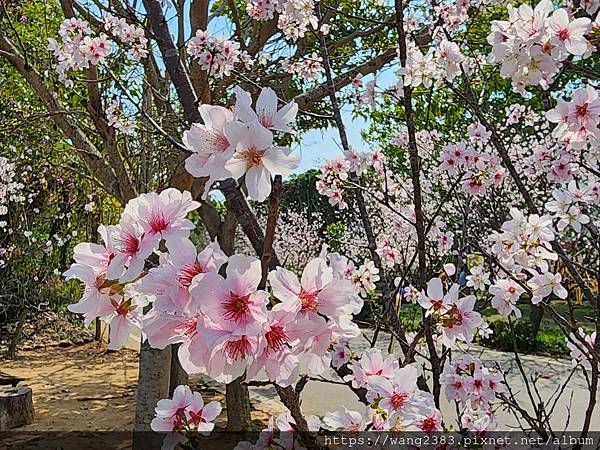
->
<box><xmin>2</xmin><ymin>343</ymin><xmax>139</xmax><ymax>432</ymax></box>
<box><xmin>1</xmin><ymin>343</ymin><xmax>275</xmax><ymax>433</ymax></box>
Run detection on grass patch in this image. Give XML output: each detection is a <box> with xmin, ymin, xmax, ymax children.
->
<box><xmin>392</xmin><ymin>300</ymin><xmax>595</xmax><ymax>358</ymax></box>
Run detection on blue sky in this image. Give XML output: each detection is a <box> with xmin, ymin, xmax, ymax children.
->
<box><xmin>161</xmin><ymin>2</ymin><xmax>398</xmax><ymax>173</ymax></box>
<box><xmin>294</xmin><ymin>114</ymin><xmax>370</xmax><ymax>173</ymax></box>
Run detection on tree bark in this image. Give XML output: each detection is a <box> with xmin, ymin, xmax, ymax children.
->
<box><xmin>133</xmin><ymin>340</ymin><xmax>171</xmax><ymax>450</ymax></box>
<box><xmin>0</xmin><ymin>387</ymin><xmax>34</xmax><ymax>430</ymax></box>
<box><xmin>168</xmin><ymin>345</ymin><xmax>188</xmax><ymax>396</ymax></box>
<box><xmin>225</xmin><ymin>377</ymin><xmax>252</xmax><ymax>431</ymax></box>
<box><xmin>529</xmin><ymin>304</ymin><xmax>544</xmax><ymax>338</ymax></box>
<box><xmin>7</xmin><ymin>309</ymin><xmax>26</xmax><ymax>359</ymax></box>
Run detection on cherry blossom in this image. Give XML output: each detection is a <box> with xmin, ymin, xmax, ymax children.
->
<box><xmin>489</xmin><ymin>279</ymin><xmax>524</xmax><ymax>318</ymax></box>
<box><xmin>323</xmin><ymin>407</ymin><xmax>367</xmax><ymax>431</ymax></box>
<box><xmin>269</xmin><ymin>257</ymin><xmax>359</xmax><ymax>319</ymax></box>
<box><xmin>123</xmin><ymin>188</ymin><xmax>200</xmax><ymax>251</ymax></box>
<box><xmin>192</xmin><ymin>254</ymin><xmax>268</xmax><ymax>335</ymax></box>
<box><xmin>224</xmin><ymin>121</ymin><xmax>300</xmax><ymax>202</ymax></box>
<box><xmin>418</xmin><ymin>277</ymin><xmax>455</xmax><ymax>316</ymax></box>
<box><xmin>465</xmin><ymin>266</ymin><xmax>490</xmax><ymax>291</ymax></box>
<box><xmin>96</xmin><ymin>292</ymin><xmax>147</xmax><ymax>350</ymax></box>
<box><xmin>345</xmin><ymin>348</ymin><xmax>399</xmax><ymax>389</ymax></box>
<box><xmin>234</xmin><ymin>87</ymin><xmax>298</xmax><ymax>133</ymax></box>
<box><xmin>106</xmin><ymin>214</ymin><xmax>157</xmax><ymax>282</ymax></box>
<box><xmin>367</xmin><ymin>363</ymin><xmax>437</xmax><ymax>424</ymax></box>
<box><xmin>186</xmin><ymin>30</ymin><xmax>242</xmax><ymax>78</ymax></box>
<box><xmin>151</xmin><ymin>385</ymin><xmax>222</xmax><ymax>435</ymax></box>
<box><xmin>183</xmin><ymin>105</ymin><xmax>236</xmax><ymax>195</ymax></box>
<box><xmin>527</xmin><ymin>271</ymin><xmax>568</xmax><ymax>304</ymax></box>
<box><xmin>488</xmin><ymin>1</ymin><xmax>591</xmax><ymax>94</ymax></box>
<box><xmin>567</xmin><ymin>328</ymin><xmax>597</xmax><ymax>369</ymax></box>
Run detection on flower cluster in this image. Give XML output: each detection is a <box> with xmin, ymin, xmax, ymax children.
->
<box><xmin>183</xmin><ymin>86</ymin><xmax>299</xmax><ymax>202</ymax></box>
<box><xmin>441</xmin><ymin>355</ymin><xmax>505</xmax><ymax>431</ymax></box>
<box><xmin>316</xmin><ymin>149</ymin><xmax>388</xmax><ymax>210</ymax></box>
<box><xmin>546</xmin><ymin>86</ymin><xmax>600</xmax><ymax>151</ymax></box>
<box><xmin>0</xmin><ymin>156</ymin><xmax>22</xmax><ymax>216</ymax></box>
<box><xmin>103</xmin><ymin>13</ymin><xmax>148</xmax><ymax>61</ymax></box>
<box><xmin>64</xmin><ymin>188</ymin><xmax>200</xmax><ymax>349</ymax></box>
<box><xmin>326</xmin><ymin>251</ymin><xmax>380</xmax><ymax>298</ymax></box>
<box><xmin>437</xmin><ymin>141</ymin><xmax>506</xmax><ymax>197</ymax></box>
<box><xmin>48</xmin><ymin>18</ymin><xmax>111</xmax><ymax>86</ymax></box>
<box><xmin>487</xmin><ymin>0</ymin><xmax>591</xmax><ymax>94</ymax></box>
<box><xmin>187</xmin><ymin>30</ymin><xmax>250</xmax><ymax>78</ymax></box>
<box><xmin>400</xmin><ymin>39</ymin><xmax>465</xmax><ymax>89</ymax></box>
<box><xmin>545</xmin><ymin>180</ymin><xmax>593</xmax><ymax>233</ymax></box>
<box><xmin>488</xmin><ymin>278</ymin><xmax>525</xmax><ymax>318</ymax></box>
<box><xmin>65</xmin><ymin>193</ymin><xmax>365</xmax><ymax>386</ymax></box>
<box><xmin>417</xmin><ymin>277</ymin><xmax>484</xmax><ymax>346</ymax></box>
<box><xmin>151</xmin><ymin>385</ymin><xmax>222</xmax><ymax>434</ymax></box>
<box><xmin>282</xmin><ymin>53</ymin><xmax>323</xmax><ymax>80</ymax></box>
<box><xmin>341</xmin><ymin>348</ymin><xmax>442</xmax><ymax>431</ymax></box>
<box><xmin>48</xmin><ymin>16</ymin><xmax>148</xmax><ymax>86</ymax></box>
<box><xmin>488</xmin><ymin>209</ymin><xmax>568</xmax><ymax>305</ymax></box>
<box><xmin>244</xmin><ymin>0</ymin><xmax>319</xmax><ymax>42</ymax></box>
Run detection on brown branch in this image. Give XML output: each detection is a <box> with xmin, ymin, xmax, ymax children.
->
<box><xmin>294</xmin><ymin>48</ymin><xmax>397</xmax><ymax>110</ymax></box>
<box><xmin>143</xmin><ymin>0</ymin><xmax>278</xmax><ymax>264</ymax></box>
<box><xmin>0</xmin><ymin>33</ymin><xmax>124</xmax><ymax>201</ymax></box>
<box><xmin>314</xmin><ymin>4</ymin><xmax>411</xmax><ymax>360</ymax></box>
<box><xmin>394</xmin><ymin>0</ymin><xmax>442</xmax><ymax>405</ymax></box>
<box><xmin>259</xmin><ymin>175</ymin><xmax>283</xmax><ymax>290</ymax></box>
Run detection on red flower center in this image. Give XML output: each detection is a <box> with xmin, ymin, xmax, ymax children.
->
<box><xmin>117</xmin><ymin>231</ymin><xmax>141</xmax><ymax>255</ymax></box>
<box><xmin>188</xmin><ymin>409</ymin><xmax>206</xmax><ymax>426</ymax></box>
<box><xmin>265</xmin><ymin>325</ymin><xmax>288</xmax><ymax>353</ymax></box>
<box><xmin>420</xmin><ymin>416</ymin><xmax>438</xmax><ymax>432</ymax></box>
<box><xmin>390</xmin><ymin>392</ymin><xmax>409</xmax><ymax>410</ymax></box>
<box><xmin>299</xmin><ymin>289</ymin><xmax>319</xmax><ymax>312</ymax></box>
<box><xmin>558</xmin><ymin>28</ymin><xmax>570</xmax><ymax>42</ymax></box>
<box><xmin>223</xmin><ymin>293</ymin><xmax>250</xmax><ymax>322</ymax></box>
<box><xmin>177</xmin><ymin>261</ymin><xmax>205</xmax><ymax>287</ymax></box>
<box><xmin>575</xmin><ymin>103</ymin><xmax>589</xmax><ymax>119</ymax></box>
<box><xmin>175</xmin><ymin>317</ymin><xmax>198</xmax><ymax>338</ymax></box>
<box><xmin>149</xmin><ymin>210</ymin><xmax>169</xmax><ymax>233</ymax></box>
<box><xmin>224</xmin><ymin>336</ymin><xmax>251</xmax><ymax>360</ymax></box>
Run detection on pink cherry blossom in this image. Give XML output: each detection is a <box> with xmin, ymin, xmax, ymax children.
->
<box><xmin>151</xmin><ymin>385</ymin><xmax>222</xmax><ymax>433</ymax></box>
<box><xmin>234</xmin><ymin>87</ymin><xmax>298</xmax><ymax>133</ymax></box>
<box><xmin>106</xmin><ymin>213</ymin><xmax>158</xmax><ymax>282</ymax></box>
<box><xmin>268</xmin><ymin>257</ymin><xmax>357</xmax><ymax>319</ymax></box>
<box><xmin>192</xmin><ymin>254</ymin><xmax>268</xmax><ymax>335</ymax></box>
<box><xmin>224</xmin><ymin>121</ymin><xmax>300</xmax><ymax>202</ymax></box>
<box><xmin>123</xmin><ymin>188</ymin><xmax>200</xmax><ymax>251</ymax></box>
<box><xmin>183</xmin><ymin>105</ymin><xmax>236</xmax><ymax>195</ymax></box>
<box><xmin>345</xmin><ymin>348</ymin><xmax>399</xmax><ymax>389</ymax></box>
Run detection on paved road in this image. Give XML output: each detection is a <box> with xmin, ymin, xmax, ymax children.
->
<box><xmin>246</xmin><ymin>331</ymin><xmax>597</xmax><ymax>431</ymax></box>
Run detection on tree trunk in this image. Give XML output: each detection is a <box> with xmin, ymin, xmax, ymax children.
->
<box><xmin>0</xmin><ymin>386</ymin><xmax>34</xmax><ymax>430</ymax></box>
<box><xmin>226</xmin><ymin>376</ymin><xmax>252</xmax><ymax>431</ymax></box>
<box><xmin>7</xmin><ymin>309</ymin><xmax>26</xmax><ymax>359</ymax></box>
<box><xmin>133</xmin><ymin>341</ymin><xmax>171</xmax><ymax>450</ymax></box>
<box><xmin>94</xmin><ymin>317</ymin><xmax>102</xmax><ymax>341</ymax></box>
<box><xmin>169</xmin><ymin>344</ymin><xmax>188</xmax><ymax>396</ymax></box>
<box><xmin>530</xmin><ymin>304</ymin><xmax>544</xmax><ymax>338</ymax></box>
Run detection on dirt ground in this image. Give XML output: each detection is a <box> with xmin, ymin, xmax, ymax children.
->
<box><xmin>2</xmin><ymin>342</ymin><xmax>140</xmax><ymax>432</ymax></box>
<box><xmin>0</xmin><ymin>342</ymin><xmax>273</xmax><ymax>435</ymax></box>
